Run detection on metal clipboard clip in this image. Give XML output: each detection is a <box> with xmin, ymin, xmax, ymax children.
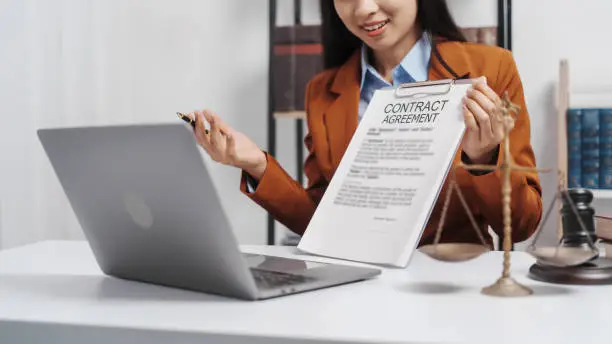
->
<box><xmin>394</xmin><ymin>78</ymin><xmax>473</xmax><ymax>99</ymax></box>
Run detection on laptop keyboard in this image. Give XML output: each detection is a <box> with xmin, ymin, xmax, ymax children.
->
<box><xmin>250</xmin><ymin>268</ymin><xmax>315</xmax><ymax>289</ymax></box>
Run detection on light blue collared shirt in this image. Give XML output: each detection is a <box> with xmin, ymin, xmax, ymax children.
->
<box><xmin>358</xmin><ymin>32</ymin><xmax>432</xmax><ymax>120</ymax></box>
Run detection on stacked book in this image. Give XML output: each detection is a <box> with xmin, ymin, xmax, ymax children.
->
<box><xmin>596</xmin><ymin>216</ymin><xmax>612</xmax><ymax>258</ymax></box>
<box><xmin>460</xmin><ymin>26</ymin><xmax>497</xmax><ymax>46</ymax></box>
<box><xmin>567</xmin><ymin>108</ymin><xmax>612</xmax><ymax>189</ymax></box>
<box><xmin>273</xmin><ymin>25</ymin><xmax>323</xmax><ymax>112</ymax></box>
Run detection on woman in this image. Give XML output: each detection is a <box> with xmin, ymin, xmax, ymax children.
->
<box><xmin>188</xmin><ymin>0</ymin><xmax>542</xmax><ymax>246</ymax></box>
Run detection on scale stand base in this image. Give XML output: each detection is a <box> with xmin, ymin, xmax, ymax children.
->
<box><xmin>528</xmin><ymin>257</ymin><xmax>612</xmax><ymax>285</ymax></box>
<box><xmin>481</xmin><ymin>276</ymin><xmax>533</xmax><ymax>297</ymax></box>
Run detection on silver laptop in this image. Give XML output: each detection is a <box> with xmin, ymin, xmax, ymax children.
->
<box><xmin>37</xmin><ymin>123</ymin><xmax>380</xmax><ymax>300</ymax></box>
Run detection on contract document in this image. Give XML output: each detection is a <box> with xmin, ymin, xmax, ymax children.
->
<box><xmin>298</xmin><ymin>79</ymin><xmax>473</xmax><ymax>267</ymax></box>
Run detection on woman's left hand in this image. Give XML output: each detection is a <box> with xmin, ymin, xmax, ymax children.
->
<box><xmin>462</xmin><ymin>76</ymin><xmax>515</xmax><ymax>164</ymax></box>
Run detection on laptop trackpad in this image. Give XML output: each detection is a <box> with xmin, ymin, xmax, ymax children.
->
<box><xmin>243</xmin><ymin>253</ymin><xmax>327</xmax><ymax>273</ymax></box>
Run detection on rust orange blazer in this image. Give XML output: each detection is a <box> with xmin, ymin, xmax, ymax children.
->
<box><xmin>240</xmin><ymin>40</ymin><xmax>543</xmax><ymax>246</ymax></box>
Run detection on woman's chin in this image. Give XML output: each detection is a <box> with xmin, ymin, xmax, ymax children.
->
<box><xmin>363</xmin><ymin>37</ymin><xmax>398</xmax><ymax>52</ymax></box>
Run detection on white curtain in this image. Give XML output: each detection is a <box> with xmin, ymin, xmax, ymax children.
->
<box><xmin>0</xmin><ymin>0</ymin><xmax>270</xmax><ymax>249</ymax></box>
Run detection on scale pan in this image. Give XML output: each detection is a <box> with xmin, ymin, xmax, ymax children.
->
<box><xmin>419</xmin><ymin>243</ymin><xmax>490</xmax><ymax>262</ymax></box>
<box><xmin>527</xmin><ymin>246</ymin><xmax>598</xmax><ymax>267</ymax></box>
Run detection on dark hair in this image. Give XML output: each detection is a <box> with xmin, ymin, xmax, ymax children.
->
<box><xmin>319</xmin><ymin>0</ymin><xmax>466</xmax><ymax>71</ymax></box>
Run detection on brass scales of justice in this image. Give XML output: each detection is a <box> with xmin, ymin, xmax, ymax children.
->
<box><xmin>417</xmin><ymin>92</ymin><xmax>600</xmax><ymax>297</ymax></box>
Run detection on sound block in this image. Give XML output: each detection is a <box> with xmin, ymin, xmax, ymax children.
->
<box><xmin>528</xmin><ymin>257</ymin><xmax>612</xmax><ymax>285</ymax></box>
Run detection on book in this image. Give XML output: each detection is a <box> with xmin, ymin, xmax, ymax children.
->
<box><xmin>565</xmin><ymin>107</ymin><xmax>612</xmax><ymax>190</ymax></box>
<box><xmin>297</xmin><ymin>80</ymin><xmax>471</xmax><ymax>267</ymax></box>
<box><xmin>273</xmin><ymin>25</ymin><xmax>323</xmax><ymax>112</ymax></box>
<box><xmin>600</xmin><ymin>109</ymin><xmax>612</xmax><ymax>189</ymax></box>
<box><xmin>459</xmin><ymin>26</ymin><xmax>497</xmax><ymax>46</ymax></box>
<box><xmin>595</xmin><ymin>215</ymin><xmax>612</xmax><ymax>259</ymax></box>
<box><xmin>581</xmin><ymin>109</ymin><xmax>600</xmax><ymax>188</ymax></box>
<box><xmin>595</xmin><ymin>215</ymin><xmax>612</xmax><ymax>242</ymax></box>
<box><xmin>599</xmin><ymin>240</ymin><xmax>612</xmax><ymax>259</ymax></box>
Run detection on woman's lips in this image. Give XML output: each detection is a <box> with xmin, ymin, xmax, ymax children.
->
<box><xmin>362</xmin><ymin>19</ymin><xmax>390</xmax><ymax>37</ymax></box>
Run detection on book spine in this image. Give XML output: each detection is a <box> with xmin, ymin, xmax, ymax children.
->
<box><xmin>600</xmin><ymin>108</ymin><xmax>612</xmax><ymax>189</ymax></box>
<box><xmin>567</xmin><ymin>108</ymin><xmax>582</xmax><ymax>188</ymax></box>
<box><xmin>581</xmin><ymin>109</ymin><xmax>600</xmax><ymax>188</ymax></box>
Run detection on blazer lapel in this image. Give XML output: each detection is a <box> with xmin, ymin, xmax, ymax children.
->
<box><xmin>428</xmin><ymin>39</ymin><xmax>472</xmax><ymax>81</ymax></box>
<box><xmin>323</xmin><ymin>51</ymin><xmax>361</xmax><ymax>170</ymax></box>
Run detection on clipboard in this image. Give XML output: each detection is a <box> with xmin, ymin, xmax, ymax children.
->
<box><xmin>297</xmin><ymin>78</ymin><xmax>475</xmax><ymax>267</ymax></box>
<box><xmin>394</xmin><ymin>78</ymin><xmax>474</xmax><ymax>98</ymax></box>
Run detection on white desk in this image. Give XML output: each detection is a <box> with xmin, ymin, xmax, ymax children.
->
<box><xmin>0</xmin><ymin>241</ymin><xmax>610</xmax><ymax>344</ymax></box>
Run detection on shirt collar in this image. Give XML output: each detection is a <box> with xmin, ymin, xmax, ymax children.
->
<box><xmin>359</xmin><ymin>31</ymin><xmax>431</xmax><ymax>89</ymax></box>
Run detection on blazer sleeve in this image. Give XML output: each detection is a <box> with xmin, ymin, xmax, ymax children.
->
<box><xmin>460</xmin><ymin>49</ymin><xmax>543</xmax><ymax>243</ymax></box>
<box><xmin>239</xmin><ymin>80</ymin><xmax>327</xmax><ymax>235</ymax></box>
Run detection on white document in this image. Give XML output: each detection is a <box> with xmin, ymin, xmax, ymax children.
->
<box><xmin>297</xmin><ymin>79</ymin><xmax>473</xmax><ymax>267</ymax></box>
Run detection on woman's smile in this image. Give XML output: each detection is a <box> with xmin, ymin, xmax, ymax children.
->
<box><xmin>362</xmin><ymin>18</ymin><xmax>391</xmax><ymax>37</ymax></box>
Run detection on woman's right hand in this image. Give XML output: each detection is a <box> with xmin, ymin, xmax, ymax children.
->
<box><xmin>187</xmin><ymin>109</ymin><xmax>267</xmax><ymax>181</ymax></box>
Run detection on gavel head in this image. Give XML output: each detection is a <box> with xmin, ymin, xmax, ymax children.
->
<box><xmin>560</xmin><ymin>188</ymin><xmax>597</xmax><ymax>247</ymax></box>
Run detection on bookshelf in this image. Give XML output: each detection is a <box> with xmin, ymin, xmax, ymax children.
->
<box><xmin>557</xmin><ymin>59</ymin><xmax>612</xmax><ymax>200</ymax></box>
<box><xmin>274</xmin><ymin>111</ymin><xmax>306</xmax><ymax>120</ymax></box>
<box><xmin>591</xmin><ymin>190</ymin><xmax>612</xmax><ymax>199</ymax></box>
<box><xmin>267</xmin><ymin>0</ymin><xmax>311</xmax><ymax>245</ymax></box>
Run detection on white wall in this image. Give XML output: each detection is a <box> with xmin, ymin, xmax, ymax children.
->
<box><xmin>0</xmin><ymin>0</ymin><xmax>270</xmax><ymax>249</ymax></box>
<box><xmin>447</xmin><ymin>0</ymin><xmax>497</xmax><ymax>28</ymax></box>
<box><xmin>513</xmin><ymin>0</ymin><xmax>612</xmax><ymax>246</ymax></box>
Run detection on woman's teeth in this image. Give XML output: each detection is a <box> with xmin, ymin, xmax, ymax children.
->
<box><xmin>364</xmin><ymin>20</ymin><xmax>389</xmax><ymax>32</ymax></box>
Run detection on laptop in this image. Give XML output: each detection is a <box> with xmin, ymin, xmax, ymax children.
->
<box><xmin>37</xmin><ymin>123</ymin><xmax>381</xmax><ymax>300</ymax></box>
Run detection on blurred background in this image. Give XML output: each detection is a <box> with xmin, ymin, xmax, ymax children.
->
<box><xmin>1</xmin><ymin>0</ymin><xmax>611</xmax><ymax>251</ymax></box>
